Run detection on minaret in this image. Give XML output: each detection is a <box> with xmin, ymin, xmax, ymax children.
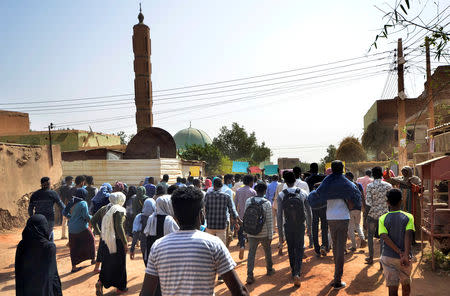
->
<box><xmin>133</xmin><ymin>4</ymin><xmax>153</xmax><ymax>132</ymax></box>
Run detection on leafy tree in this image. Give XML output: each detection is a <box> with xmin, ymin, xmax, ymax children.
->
<box><xmin>361</xmin><ymin>121</ymin><xmax>394</xmax><ymax>160</ymax></box>
<box><xmin>212</xmin><ymin>122</ymin><xmax>272</xmax><ymax>165</ymax></box>
<box><xmin>115</xmin><ymin>131</ymin><xmax>135</xmax><ymax>145</ymax></box>
<box><xmin>336</xmin><ymin>137</ymin><xmax>367</xmax><ymax>163</ymax></box>
<box><xmin>178</xmin><ymin>143</ymin><xmax>227</xmax><ymax>176</ymax></box>
<box><xmin>319</xmin><ymin>144</ymin><xmax>337</xmax><ymax>172</ymax></box>
<box><xmin>371</xmin><ymin>0</ymin><xmax>449</xmax><ymax>59</ymax></box>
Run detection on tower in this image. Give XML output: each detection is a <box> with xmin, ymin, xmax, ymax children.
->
<box><xmin>133</xmin><ymin>4</ymin><xmax>153</xmax><ymax>132</ymax></box>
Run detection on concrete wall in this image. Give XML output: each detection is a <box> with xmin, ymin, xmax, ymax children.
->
<box><xmin>0</xmin><ymin>143</ymin><xmax>62</xmax><ymax>230</ymax></box>
<box><xmin>62</xmin><ymin>158</ymin><xmax>182</xmax><ymax>186</ymax></box>
<box><xmin>0</xmin><ymin>110</ymin><xmax>30</xmax><ymax>136</ymax></box>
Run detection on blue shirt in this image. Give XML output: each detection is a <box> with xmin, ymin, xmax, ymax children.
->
<box><xmin>63</xmin><ymin>200</ymin><xmax>91</xmax><ymax>234</ymax></box>
<box><xmin>266</xmin><ymin>181</ymin><xmax>278</xmax><ymax>204</ymax></box>
<box><xmin>144</xmin><ymin>184</ymin><xmax>156</xmax><ymax>198</ymax></box>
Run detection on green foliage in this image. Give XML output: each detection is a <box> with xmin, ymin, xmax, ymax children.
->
<box><xmin>212</xmin><ymin>122</ymin><xmax>272</xmax><ymax>165</ymax></box>
<box><xmin>178</xmin><ymin>143</ymin><xmax>228</xmax><ymax>176</ymax></box>
<box><xmin>424</xmin><ymin>250</ymin><xmax>450</xmax><ymax>271</ymax></box>
<box><xmin>336</xmin><ymin>137</ymin><xmax>367</xmax><ymax>163</ymax></box>
<box><xmin>115</xmin><ymin>131</ymin><xmax>134</xmax><ymax>145</ymax></box>
<box><xmin>319</xmin><ymin>144</ymin><xmax>337</xmax><ymax>171</ymax></box>
<box><xmin>362</xmin><ymin>121</ymin><xmax>394</xmax><ymax>159</ymax></box>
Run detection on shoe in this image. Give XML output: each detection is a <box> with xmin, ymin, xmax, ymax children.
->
<box><xmin>333</xmin><ymin>281</ymin><xmax>346</xmax><ymax>290</ymax></box>
<box><xmin>116</xmin><ymin>288</ymin><xmax>128</xmax><ymax>294</ymax></box>
<box><xmin>320</xmin><ymin>246</ymin><xmax>327</xmax><ymax>256</ymax></box>
<box><xmin>217</xmin><ymin>276</ymin><xmax>224</xmax><ymax>283</ymax></box>
<box><xmin>266</xmin><ymin>268</ymin><xmax>275</xmax><ymax>276</ymax></box>
<box><xmin>293</xmin><ymin>275</ymin><xmax>301</xmax><ymax>287</ymax></box>
<box><xmin>239</xmin><ymin>248</ymin><xmax>244</xmax><ymax>260</ymax></box>
<box><xmin>246</xmin><ymin>276</ymin><xmax>255</xmax><ymax>285</ymax></box>
<box><xmin>93</xmin><ymin>269</ymin><xmax>100</xmax><ymax>274</ymax></box>
<box><xmin>71</xmin><ymin>266</ymin><xmax>82</xmax><ymax>273</ymax></box>
<box><xmin>380</xmin><ymin>262</ymin><xmax>383</xmax><ymax>270</ymax></box>
<box><xmin>95</xmin><ymin>281</ymin><xmax>103</xmax><ymax>296</ymax></box>
<box><xmin>278</xmin><ymin>245</ymin><xmax>283</xmax><ymax>256</ymax></box>
<box><xmin>360</xmin><ymin>240</ymin><xmax>367</xmax><ymax>248</ymax></box>
<box><xmin>303</xmin><ymin>253</ymin><xmax>307</xmax><ymax>259</ymax></box>
<box><xmin>315</xmin><ymin>251</ymin><xmax>321</xmax><ymax>258</ymax></box>
<box><xmin>349</xmin><ymin>247</ymin><xmax>357</xmax><ymax>252</ymax></box>
<box><xmin>365</xmin><ymin>257</ymin><xmax>374</xmax><ymax>265</ymax></box>
<box><xmin>61</xmin><ymin>236</ymin><xmax>67</xmax><ymax>240</ymax></box>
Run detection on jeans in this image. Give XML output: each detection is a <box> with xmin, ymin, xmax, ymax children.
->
<box><xmin>238</xmin><ymin>227</ymin><xmax>246</xmax><ymax>248</ymax></box>
<box><xmin>367</xmin><ymin>216</ymin><xmax>382</xmax><ymax>258</ymax></box>
<box><xmin>348</xmin><ymin>210</ymin><xmax>365</xmax><ymax>249</ymax></box>
<box><xmin>328</xmin><ymin>219</ymin><xmax>349</xmax><ymax>284</ymax></box>
<box><xmin>305</xmin><ymin>201</ymin><xmax>313</xmax><ymax>246</ymax></box>
<box><xmin>247</xmin><ymin>237</ymin><xmax>273</xmax><ymax>277</ymax></box>
<box><xmin>312</xmin><ymin>207</ymin><xmax>328</xmax><ymax>254</ymax></box>
<box><xmin>285</xmin><ymin>225</ymin><xmax>305</xmax><ymax>277</ymax></box>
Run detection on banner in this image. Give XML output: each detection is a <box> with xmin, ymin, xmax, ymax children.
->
<box><xmin>189</xmin><ymin>166</ymin><xmax>200</xmax><ymax>177</ymax></box>
<box><xmin>249</xmin><ymin>166</ymin><xmax>262</xmax><ymax>174</ymax></box>
<box><xmin>264</xmin><ymin>164</ymin><xmax>278</xmax><ymax>175</ymax></box>
<box><xmin>232</xmin><ymin>161</ymin><xmax>249</xmax><ymax>173</ymax></box>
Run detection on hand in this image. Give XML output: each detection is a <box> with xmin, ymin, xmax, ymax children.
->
<box><xmin>237</xmin><ymin>217</ymin><xmax>243</xmax><ymax>225</ymax></box>
<box><xmin>400</xmin><ymin>252</ymin><xmax>410</xmax><ymax>267</ymax></box>
<box><xmin>130</xmin><ymin>252</ymin><xmax>135</xmax><ymax>260</ymax></box>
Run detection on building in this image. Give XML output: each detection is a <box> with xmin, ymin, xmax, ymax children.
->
<box><xmin>0</xmin><ymin>110</ymin><xmax>30</xmax><ymax>135</ymax></box>
<box><xmin>173</xmin><ymin>125</ymin><xmax>212</xmax><ymax>150</ymax></box>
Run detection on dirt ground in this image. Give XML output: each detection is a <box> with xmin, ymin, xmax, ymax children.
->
<box><xmin>0</xmin><ymin>226</ymin><xmax>448</xmax><ymax>296</ymax></box>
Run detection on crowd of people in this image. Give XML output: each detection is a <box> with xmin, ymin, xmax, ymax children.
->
<box><xmin>17</xmin><ymin>160</ymin><xmax>422</xmax><ymax>296</ymax></box>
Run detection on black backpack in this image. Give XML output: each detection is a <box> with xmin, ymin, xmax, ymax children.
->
<box><xmin>243</xmin><ymin>197</ymin><xmax>266</xmax><ymax>235</ymax></box>
<box><xmin>282</xmin><ymin>189</ymin><xmax>305</xmax><ymax>232</ymax></box>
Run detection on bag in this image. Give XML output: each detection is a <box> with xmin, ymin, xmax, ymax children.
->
<box><xmin>282</xmin><ymin>189</ymin><xmax>305</xmax><ymax>231</ymax></box>
<box><xmin>243</xmin><ymin>197</ymin><xmax>266</xmax><ymax>235</ymax></box>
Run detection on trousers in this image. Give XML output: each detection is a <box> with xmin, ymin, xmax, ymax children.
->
<box><xmin>328</xmin><ymin>219</ymin><xmax>349</xmax><ymax>284</ymax></box>
<box><xmin>247</xmin><ymin>237</ymin><xmax>273</xmax><ymax>277</ymax></box>
<box><xmin>312</xmin><ymin>207</ymin><xmax>329</xmax><ymax>254</ymax></box>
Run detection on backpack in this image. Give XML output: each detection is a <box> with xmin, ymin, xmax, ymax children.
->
<box><xmin>243</xmin><ymin>197</ymin><xmax>266</xmax><ymax>235</ymax></box>
<box><xmin>281</xmin><ymin>189</ymin><xmax>305</xmax><ymax>232</ymax></box>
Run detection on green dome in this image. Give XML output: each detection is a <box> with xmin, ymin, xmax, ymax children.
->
<box><xmin>173</xmin><ymin>127</ymin><xmax>212</xmax><ymax>150</ymax></box>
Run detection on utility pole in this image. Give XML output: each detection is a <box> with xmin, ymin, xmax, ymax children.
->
<box><xmin>425</xmin><ymin>37</ymin><xmax>435</xmax><ymax>130</ymax></box>
<box><xmin>48</xmin><ymin>123</ymin><xmax>54</xmax><ymax>166</ymax></box>
<box><xmin>397</xmin><ymin>38</ymin><xmax>407</xmax><ymax>169</ymax></box>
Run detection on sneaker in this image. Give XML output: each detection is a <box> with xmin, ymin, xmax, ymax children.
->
<box><xmin>365</xmin><ymin>257</ymin><xmax>374</xmax><ymax>265</ymax></box>
<box><xmin>320</xmin><ymin>246</ymin><xmax>327</xmax><ymax>256</ymax></box>
<box><xmin>239</xmin><ymin>248</ymin><xmax>244</xmax><ymax>260</ymax></box>
<box><xmin>95</xmin><ymin>281</ymin><xmax>103</xmax><ymax>296</ymax></box>
<box><xmin>360</xmin><ymin>240</ymin><xmax>367</xmax><ymax>248</ymax></box>
<box><xmin>349</xmin><ymin>247</ymin><xmax>357</xmax><ymax>252</ymax></box>
<box><xmin>333</xmin><ymin>281</ymin><xmax>346</xmax><ymax>290</ymax></box>
<box><xmin>293</xmin><ymin>275</ymin><xmax>301</xmax><ymax>287</ymax></box>
<box><xmin>246</xmin><ymin>276</ymin><xmax>255</xmax><ymax>285</ymax></box>
<box><xmin>266</xmin><ymin>268</ymin><xmax>275</xmax><ymax>276</ymax></box>
<box><xmin>315</xmin><ymin>251</ymin><xmax>321</xmax><ymax>258</ymax></box>
<box><xmin>116</xmin><ymin>288</ymin><xmax>128</xmax><ymax>294</ymax></box>
<box><xmin>278</xmin><ymin>245</ymin><xmax>283</xmax><ymax>256</ymax></box>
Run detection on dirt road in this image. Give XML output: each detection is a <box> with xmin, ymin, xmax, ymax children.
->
<box><xmin>0</xmin><ymin>226</ymin><xmax>448</xmax><ymax>295</ymax></box>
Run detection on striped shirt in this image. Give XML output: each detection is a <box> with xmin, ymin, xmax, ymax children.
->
<box><xmin>146</xmin><ymin>230</ymin><xmax>236</xmax><ymax>295</ymax></box>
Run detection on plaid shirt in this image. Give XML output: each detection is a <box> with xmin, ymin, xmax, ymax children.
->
<box><xmin>204</xmin><ymin>189</ymin><xmax>237</xmax><ymax>230</ymax></box>
<box><xmin>366</xmin><ymin>179</ymin><xmax>392</xmax><ymax>219</ymax></box>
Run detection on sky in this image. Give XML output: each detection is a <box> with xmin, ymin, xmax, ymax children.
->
<box><xmin>0</xmin><ymin>0</ymin><xmax>448</xmax><ymax>163</ymax></box>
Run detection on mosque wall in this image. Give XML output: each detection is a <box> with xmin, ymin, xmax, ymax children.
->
<box><xmin>0</xmin><ymin>143</ymin><xmax>62</xmax><ymax>230</ymax></box>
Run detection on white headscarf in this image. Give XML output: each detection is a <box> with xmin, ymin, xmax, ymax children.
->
<box><xmin>101</xmin><ymin>192</ymin><xmax>126</xmax><ymax>254</ymax></box>
<box><xmin>144</xmin><ymin>195</ymin><xmax>178</xmax><ymax>236</ymax></box>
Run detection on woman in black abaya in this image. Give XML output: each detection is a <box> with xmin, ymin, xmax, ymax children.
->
<box><xmin>15</xmin><ymin>214</ymin><xmax>62</xmax><ymax>296</ymax></box>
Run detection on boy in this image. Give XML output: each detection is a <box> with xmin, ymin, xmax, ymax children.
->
<box><xmin>277</xmin><ymin>171</ymin><xmax>307</xmax><ymax>287</ymax></box>
<box><xmin>244</xmin><ymin>182</ymin><xmax>275</xmax><ymax>284</ymax></box>
<box><xmin>379</xmin><ymin>188</ymin><xmax>414</xmax><ymax>296</ymax></box>
<box><xmin>140</xmin><ymin>187</ymin><xmax>248</xmax><ymax>296</ymax></box>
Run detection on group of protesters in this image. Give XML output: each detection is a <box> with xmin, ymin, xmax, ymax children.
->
<box><xmin>17</xmin><ymin>159</ymin><xmax>421</xmax><ymax>296</ymax></box>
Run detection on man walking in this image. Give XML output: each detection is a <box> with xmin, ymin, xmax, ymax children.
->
<box><xmin>58</xmin><ymin>176</ymin><xmax>73</xmax><ymax>239</ymax></box>
<box><xmin>345</xmin><ymin>172</ymin><xmax>367</xmax><ymax>251</ymax></box>
<box><xmin>144</xmin><ymin>177</ymin><xmax>156</xmax><ymax>199</ymax></box>
<box><xmin>266</xmin><ymin>175</ymin><xmax>279</xmax><ymax>233</ymax></box>
<box><xmin>234</xmin><ymin>175</ymin><xmax>256</xmax><ymax>259</ymax></box>
<box><xmin>157</xmin><ymin>174</ymin><xmax>169</xmax><ymax>192</ymax></box>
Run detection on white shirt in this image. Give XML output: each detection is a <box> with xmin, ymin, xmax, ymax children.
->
<box><xmin>283</xmin><ymin>178</ymin><xmax>310</xmax><ymax>194</ymax></box>
<box><xmin>326</xmin><ymin>199</ymin><xmax>350</xmax><ymax>220</ymax></box>
<box><xmin>146</xmin><ymin>230</ymin><xmax>236</xmax><ymax>296</ymax></box>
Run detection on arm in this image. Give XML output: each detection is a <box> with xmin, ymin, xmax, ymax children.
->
<box><xmin>140</xmin><ymin>274</ymin><xmax>159</xmax><ymax>296</ymax></box>
<box><xmin>114</xmin><ymin>212</ymin><xmax>128</xmax><ymax>252</ymax></box>
<box><xmin>28</xmin><ymin>195</ymin><xmax>35</xmax><ymax>217</ymax></box>
<box><xmin>222</xmin><ymin>269</ymin><xmax>249</xmax><ymax>296</ymax></box>
<box><xmin>62</xmin><ymin>200</ymin><xmax>73</xmax><ymax>218</ymax></box>
<box><xmin>227</xmin><ymin>195</ymin><xmax>238</xmax><ymax>220</ymax></box>
<box><xmin>130</xmin><ymin>214</ymin><xmax>142</xmax><ymax>256</ymax></box>
<box><xmin>80</xmin><ymin>201</ymin><xmax>91</xmax><ymax>221</ymax></box>
<box><xmin>90</xmin><ymin>207</ymin><xmax>103</xmax><ymax>235</ymax></box>
<box><xmin>53</xmin><ymin>193</ymin><xmax>66</xmax><ymax>212</ymax></box>
<box><xmin>402</xmin><ymin>230</ymin><xmax>413</xmax><ymax>266</ymax></box>
<box><xmin>130</xmin><ymin>232</ymin><xmax>139</xmax><ymax>259</ymax></box>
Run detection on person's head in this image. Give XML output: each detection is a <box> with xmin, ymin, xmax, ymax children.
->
<box><xmin>204</xmin><ymin>179</ymin><xmax>212</xmax><ymax>190</ymax></box>
<box><xmin>310</xmin><ymin>163</ymin><xmax>319</xmax><ymax>174</ymax></box>
<box><xmin>193</xmin><ymin>179</ymin><xmax>201</xmax><ymax>188</ymax></box>
<box><xmin>386</xmin><ymin>188</ymin><xmax>402</xmax><ymax>209</ymax></box>
<box><xmin>331</xmin><ymin>160</ymin><xmax>344</xmax><ymax>175</ymax></box>
<box><xmin>109</xmin><ymin>192</ymin><xmax>126</xmax><ymax>206</ymax></box>
<box><xmin>372</xmin><ymin>166</ymin><xmax>383</xmax><ymax>179</ymax></box>
<box><xmin>75</xmin><ymin>188</ymin><xmax>88</xmax><ymax>200</ymax></box>
<box><xmin>401</xmin><ymin>166</ymin><xmax>413</xmax><ymax>178</ymax></box>
<box><xmin>155</xmin><ymin>184</ymin><xmax>166</xmax><ymax>196</ymax></box>
<box><xmin>22</xmin><ymin>214</ymin><xmax>50</xmax><ymax>242</ymax></box>
<box><xmin>243</xmin><ymin>174</ymin><xmax>254</xmax><ymax>187</ymax></box>
<box><xmin>284</xmin><ymin>171</ymin><xmax>296</xmax><ymax>187</ymax></box>
<box><xmin>75</xmin><ymin>175</ymin><xmax>86</xmax><ymax>187</ymax></box>
<box><xmin>254</xmin><ymin>182</ymin><xmax>267</xmax><ymax>196</ymax></box>
<box><xmin>167</xmin><ymin>184</ymin><xmax>179</xmax><ymax>195</ymax></box>
<box><xmin>271</xmin><ymin>175</ymin><xmax>279</xmax><ymax>182</ymax></box>
<box><xmin>142</xmin><ymin>198</ymin><xmax>156</xmax><ymax>216</ymax></box>
<box><xmin>40</xmin><ymin>177</ymin><xmax>50</xmax><ymax>190</ymax></box>
<box><xmin>64</xmin><ymin>176</ymin><xmax>74</xmax><ymax>186</ymax></box>
<box><xmin>187</xmin><ymin>176</ymin><xmax>194</xmax><ymax>184</ymax></box>
<box><xmin>181</xmin><ymin>178</ymin><xmax>187</xmax><ymax>184</ymax></box>
<box><xmin>234</xmin><ymin>174</ymin><xmax>241</xmax><ymax>183</ymax></box>
<box><xmin>113</xmin><ymin>181</ymin><xmax>125</xmax><ymax>192</ymax></box>
<box><xmin>176</xmin><ymin>176</ymin><xmax>182</xmax><ymax>183</ymax></box>
<box><xmin>171</xmin><ymin>187</ymin><xmax>204</xmax><ymax>229</ymax></box>
<box><xmin>282</xmin><ymin>170</ymin><xmax>289</xmax><ymax>182</ymax></box>
<box><xmin>213</xmin><ymin>177</ymin><xmax>223</xmax><ymax>189</ymax></box>
<box><xmin>224</xmin><ymin>174</ymin><xmax>234</xmax><ymax>185</ymax></box>
<box><xmin>293</xmin><ymin>166</ymin><xmax>302</xmax><ymax>178</ymax></box>
<box><xmin>148</xmin><ymin>177</ymin><xmax>155</xmax><ymax>185</ymax></box>
<box><xmin>137</xmin><ymin>186</ymin><xmax>146</xmax><ymax>197</ymax></box>
<box><xmin>365</xmin><ymin>170</ymin><xmax>372</xmax><ymax>177</ymax></box>
<box><xmin>86</xmin><ymin>176</ymin><xmax>94</xmax><ymax>186</ymax></box>
<box><xmin>162</xmin><ymin>174</ymin><xmax>169</xmax><ymax>182</ymax></box>
<box><xmin>345</xmin><ymin>172</ymin><xmax>354</xmax><ymax>181</ymax></box>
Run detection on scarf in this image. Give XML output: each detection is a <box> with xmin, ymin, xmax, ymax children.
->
<box><xmin>101</xmin><ymin>192</ymin><xmax>126</xmax><ymax>254</ymax></box>
<box><xmin>22</xmin><ymin>214</ymin><xmax>50</xmax><ymax>244</ymax></box>
<box><xmin>144</xmin><ymin>195</ymin><xmax>175</xmax><ymax>236</ymax></box>
<box><xmin>92</xmin><ymin>183</ymin><xmax>113</xmax><ymax>211</ymax></box>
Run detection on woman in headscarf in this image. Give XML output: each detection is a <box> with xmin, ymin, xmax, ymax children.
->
<box><xmin>62</xmin><ymin>188</ymin><xmax>96</xmax><ymax>272</ymax></box>
<box><xmin>130</xmin><ymin>198</ymin><xmax>156</xmax><ymax>266</ymax></box>
<box><xmin>15</xmin><ymin>214</ymin><xmax>62</xmax><ymax>296</ymax></box>
<box><xmin>92</xmin><ymin>192</ymin><xmax>128</xmax><ymax>295</ymax></box>
<box><xmin>204</xmin><ymin>178</ymin><xmax>212</xmax><ymax>191</ymax></box>
<box><xmin>113</xmin><ymin>181</ymin><xmax>126</xmax><ymax>194</ymax></box>
<box><xmin>386</xmin><ymin>166</ymin><xmax>421</xmax><ymax>213</ymax></box>
<box><xmin>132</xmin><ymin>186</ymin><xmax>148</xmax><ymax>217</ymax></box>
<box><xmin>124</xmin><ymin>185</ymin><xmax>137</xmax><ymax>238</ymax></box>
<box><xmin>153</xmin><ymin>184</ymin><xmax>166</xmax><ymax>201</ymax></box>
<box><xmin>91</xmin><ymin>183</ymin><xmax>113</xmax><ymax>215</ymax></box>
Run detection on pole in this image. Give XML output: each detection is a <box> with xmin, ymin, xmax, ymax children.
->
<box><xmin>397</xmin><ymin>38</ymin><xmax>407</xmax><ymax>169</ymax></box>
<box><xmin>425</xmin><ymin>37</ymin><xmax>435</xmax><ymax>130</ymax></box>
<box><xmin>48</xmin><ymin>123</ymin><xmax>54</xmax><ymax>166</ymax></box>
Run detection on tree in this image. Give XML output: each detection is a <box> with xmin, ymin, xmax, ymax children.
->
<box><xmin>115</xmin><ymin>131</ymin><xmax>135</xmax><ymax>145</ymax></box>
<box><xmin>371</xmin><ymin>0</ymin><xmax>449</xmax><ymax>59</ymax></box>
<box><xmin>212</xmin><ymin>122</ymin><xmax>272</xmax><ymax>165</ymax></box>
<box><xmin>319</xmin><ymin>144</ymin><xmax>337</xmax><ymax>172</ymax></box>
<box><xmin>336</xmin><ymin>137</ymin><xmax>367</xmax><ymax>163</ymax></box>
<box><xmin>361</xmin><ymin>121</ymin><xmax>394</xmax><ymax>160</ymax></box>
<box><xmin>178</xmin><ymin>143</ymin><xmax>227</xmax><ymax>176</ymax></box>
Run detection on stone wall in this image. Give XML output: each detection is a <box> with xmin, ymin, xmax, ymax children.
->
<box><xmin>0</xmin><ymin>110</ymin><xmax>30</xmax><ymax>136</ymax></box>
<box><xmin>0</xmin><ymin>143</ymin><xmax>62</xmax><ymax>230</ymax></box>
